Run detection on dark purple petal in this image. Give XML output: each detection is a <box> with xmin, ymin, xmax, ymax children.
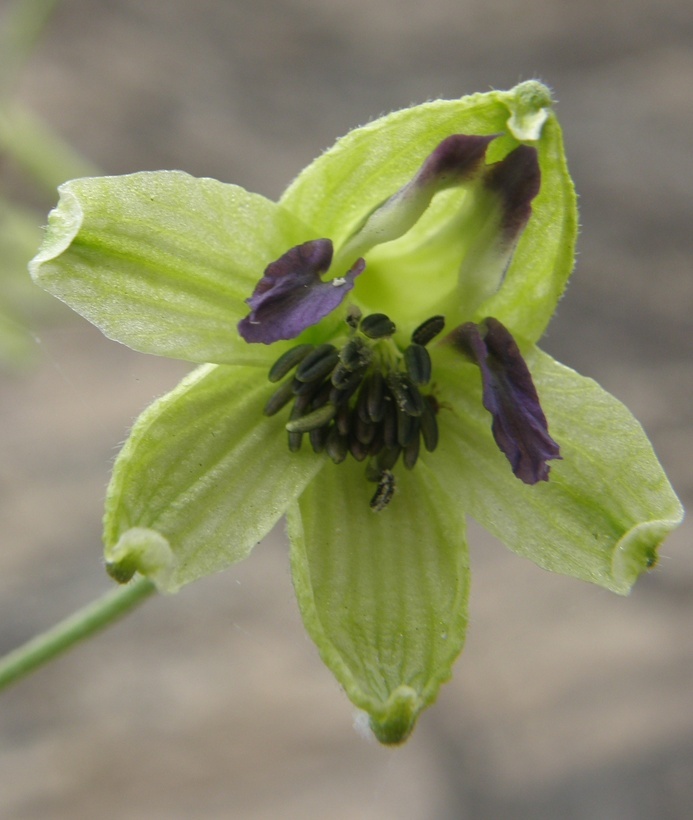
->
<box><xmin>482</xmin><ymin>145</ymin><xmax>541</xmax><ymax>247</ymax></box>
<box><xmin>448</xmin><ymin>317</ymin><xmax>560</xmax><ymax>483</ymax></box>
<box><xmin>338</xmin><ymin>135</ymin><xmax>497</xmax><ymax>258</ymax></box>
<box><xmin>238</xmin><ymin>239</ymin><xmax>365</xmax><ymax>344</ymax></box>
<box><xmin>413</xmin><ymin>134</ymin><xmax>497</xmax><ymax>190</ymax></box>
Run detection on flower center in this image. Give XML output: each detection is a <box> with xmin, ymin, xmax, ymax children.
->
<box><xmin>264</xmin><ymin>311</ymin><xmax>445</xmax><ymax>511</ymax></box>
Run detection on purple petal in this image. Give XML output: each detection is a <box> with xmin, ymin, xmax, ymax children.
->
<box><xmin>338</xmin><ymin>135</ymin><xmax>497</xmax><ymax>259</ymax></box>
<box><xmin>448</xmin><ymin>317</ymin><xmax>560</xmax><ymax>483</ymax></box>
<box><xmin>412</xmin><ymin>134</ymin><xmax>497</xmax><ymax>190</ymax></box>
<box><xmin>482</xmin><ymin>145</ymin><xmax>541</xmax><ymax>247</ymax></box>
<box><xmin>238</xmin><ymin>239</ymin><xmax>364</xmax><ymax>344</ymax></box>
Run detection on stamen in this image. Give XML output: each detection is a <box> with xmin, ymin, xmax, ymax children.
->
<box><xmin>339</xmin><ymin>336</ymin><xmax>372</xmax><ymax>370</ymax></box>
<box><xmin>403</xmin><ymin>343</ymin><xmax>432</xmax><ymax>385</ymax></box>
<box><xmin>388</xmin><ymin>373</ymin><xmax>425</xmax><ymax>417</ymax></box>
<box><xmin>286</xmin><ymin>403</ymin><xmax>337</xmax><ymax>433</ymax></box>
<box><xmin>366</xmin><ymin>370</ymin><xmax>386</xmax><ymax>422</ymax></box>
<box><xmin>268</xmin><ymin>344</ymin><xmax>315</xmax><ymax>382</ymax></box>
<box><xmin>360</xmin><ymin>313</ymin><xmax>397</xmax><ymax>339</ymax></box>
<box><xmin>370</xmin><ymin>470</ymin><xmax>396</xmax><ymax>511</ymax></box>
<box><xmin>265</xmin><ymin>309</ymin><xmax>443</xmax><ymax>508</ymax></box>
<box><xmin>396</xmin><ymin>408</ymin><xmax>418</xmax><ymax>448</ymax></box>
<box><xmin>264</xmin><ymin>378</ymin><xmax>295</xmax><ymax>416</ymax></box>
<box><xmin>411</xmin><ymin>315</ymin><xmax>445</xmax><ymax>346</ymax></box>
<box><xmin>419</xmin><ymin>396</ymin><xmax>440</xmax><ymax>452</ymax></box>
<box><xmin>403</xmin><ymin>432</ymin><xmax>420</xmax><ymax>470</ymax></box>
<box><xmin>326</xmin><ymin>426</ymin><xmax>348</xmax><ymax>463</ymax></box>
<box><xmin>295</xmin><ymin>344</ymin><xmax>339</xmax><ymax>382</ymax></box>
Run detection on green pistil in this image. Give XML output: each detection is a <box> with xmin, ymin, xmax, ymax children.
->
<box><xmin>264</xmin><ymin>311</ymin><xmax>445</xmax><ymax>510</ymax></box>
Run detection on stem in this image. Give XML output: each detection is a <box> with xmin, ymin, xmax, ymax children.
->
<box><xmin>0</xmin><ymin>576</ymin><xmax>156</xmax><ymax>691</ymax></box>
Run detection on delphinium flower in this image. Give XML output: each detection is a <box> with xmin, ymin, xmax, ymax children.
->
<box><xmin>29</xmin><ymin>81</ymin><xmax>683</xmax><ymax>744</ymax></box>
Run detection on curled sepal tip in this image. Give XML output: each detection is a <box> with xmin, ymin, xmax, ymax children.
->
<box><xmin>238</xmin><ymin>239</ymin><xmax>364</xmax><ymax>344</ymax></box>
<box><xmin>105</xmin><ymin>527</ymin><xmax>176</xmax><ymax>591</ymax></box>
<box><xmin>368</xmin><ymin>686</ymin><xmax>421</xmax><ymax>745</ymax></box>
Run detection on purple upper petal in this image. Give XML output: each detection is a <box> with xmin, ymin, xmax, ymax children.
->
<box><xmin>448</xmin><ymin>317</ymin><xmax>560</xmax><ymax>483</ymax></box>
<box><xmin>482</xmin><ymin>145</ymin><xmax>541</xmax><ymax>247</ymax></box>
<box><xmin>238</xmin><ymin>239</ymin><xmax>365</xmax><ymax>344</ymax></box>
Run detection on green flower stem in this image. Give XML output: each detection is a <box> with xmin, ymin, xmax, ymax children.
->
<box><xmin>0</xmin><ymin>577</ymin><xmax>156</xmax><ymax>692</ymax></box>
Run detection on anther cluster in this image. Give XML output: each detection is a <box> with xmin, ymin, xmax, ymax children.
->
<box><xmin>264</xmin><ymin>312</ymin><xmax>445</xmax><ymax>510</ymax></box>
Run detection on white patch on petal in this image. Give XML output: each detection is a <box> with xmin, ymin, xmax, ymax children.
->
<box><xmin>332</xmin><ymin>277</ymin><xmax>346</xmax><ymax>287</ymax></box>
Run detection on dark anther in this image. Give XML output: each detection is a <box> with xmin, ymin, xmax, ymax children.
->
<box><xmin>411</xmin><ymin>315</ymin><xmax>445</xmax><ymax>346</ymax></box>
<box><xmin>268</xmin><ymin>344</ymin><xmax>315</xmax><ymax>383</ymax></box>
<box><xmin>286</xmin><ymin>403</ymin><xmax>337</xmax><ymax>433</ymax></box>
<box><xmin>377</xmin><ymin>444</ymin><xmax>402</xmax><ymax>471</ymax></box>
<box><xmin>355</xmin><ymin>413</ymin><xmax>376</xmax><ymax>445</ymax></box>
<box><xmin>295</xmin><ymin>344</ymin><xmax>339</xmax><ymax>383</ymax></box>
<box><xmin>288</xmin><ymin>431</ymin><xmax>303</xmax><ymax>452</ymax></box>
<box><xmin>339</xmin><ymin>336</ymin><xmax>372</xmax><ymax>371</ymax></box>
<box><xmin>309</xmin><ymin>426</ymin><xmax>329</xmax><ymax>454</ymax></box>
<box><xmin>329</xmin><ymin>377</ymin><xmax>360</xmax><ymax>407</ymax></box>
<box><xmin>336</xmin><ymin>402</ymin><xmax>352</xmax><ymax>435</ymax></box>
<box><xmin>309</xmin><ymin>380</ymin><xmax>333</xmax><ymax>410</ymax></box>
<box><xmin>291</xmin><ymin>376</ymin><xmax>321</xmax><ymax>396</ymax></box>
<box><xmin>360</xmin><ymin>313</ymin><xmax>397</xmax><ymax>339</ymax></box>
<box><xmin>355</xmin><ymin>378</ymin><xmax>372</xmax><ymax>423</ymax></box>
<box><xmin>403</xmin><ymin>343</ymin><xmax>432</xmax><ymax>385</ymax></box>
<box><xmin>403</xmin><ymin>434</ymin><xmax>420</xmax><ymax>470</ymax></box>
<box><xmin>366</xmin><ymin>370</ymin><xmax>386</xmax><ymax>422</ymax></box>
<box><xmin>331</xmin><ymin>362</ymin><xmax>365</xmax><ymax>390</ymax></box>
<box><xmin>368</xmin><ymin>428</ymin><xmax>384</xmax><ymax>456</ymax></box>
<box><xmin>370</xmin><ymin>470</ymin><xmax>396</xmax><ymax>511</ymax></box>
<box><xmin>349</xmin><ymin>435</ymin><xmax>370</xmax><ymax>462</ymax></box>
<box><xmin>264</xmin><ymin>378</ymin><xmax>295</xmax><ymax>416</ymax></box>
<box><xmin>419</xmin><ymin>395</ymin><xmax>439</xmax><ymax>452</ymax></box>
<box><xmin>346</xmin><ymin>305</ymin><xmax>362</xmax><ymax>329</ymax></box>
<box><xmin>388</xmin><ymin>373</ymin><xmax>425</xmax><ymax>417</ymax></box>
<box><xmin>396</xmin><ymin>408</ymin><xmax>419</xmax><ymax>448</ymax></box>
<box><xmin>382</xmin><ymin>397</ymin><xmax>398</xmax><ymax>448</ymax></box>
<box><xmin>326</xmin><ymin>426</ymin><xmax>348</xmax><ymax>463</ymax></box>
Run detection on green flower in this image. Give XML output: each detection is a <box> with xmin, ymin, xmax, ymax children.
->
<box><xmin>29</xmin><ymin>81</ymin><xmax>683</xmax><ymax>744</ymax></box>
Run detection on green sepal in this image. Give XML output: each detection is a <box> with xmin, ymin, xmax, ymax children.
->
<box><xmin>104</xmin><ymin>364</ymin><xmax>325</xmax><ymax>592</ymax></box>
<box><xmin>287</xmin><ymin>459</ymin><xmax>469</xmax><ymax>744</ymax></box>
<box><xmin>433</xmin><ymin>347</ymin><xmax>684</xmax><ymax>594</ymax></box>
<box><xmin>29</xmin><ymin>172</ymin><xmax>311</xmax><ymax>365</ymax></box>
<box><xmin>280</xmin><ymin>81</ymin><xmax>576</xmax><ymax>343</ymax></box>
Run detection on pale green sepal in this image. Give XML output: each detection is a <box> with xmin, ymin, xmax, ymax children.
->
<box><xmin>433</xmin><ymin>348</ymin><xmax>684</xmax><ymax>594</ymax></box>
<box><xmin>29</xmin><ymin>172</ymin><xmax>309</xmax><ymax>365</ymax></box>
<box><xmin>280</xmin><ymin>82</ymin><xmax>576</xmax><ymax>344</ymax></box>
<box><xmin>104</xmin><ymin>363</ymin><xmax>325</xmax><ymax>592</ymax></box>
<box><xmin>288</xmin><ymin>459</ymin><xmax>469</xmax><ymax>744</ymax></box>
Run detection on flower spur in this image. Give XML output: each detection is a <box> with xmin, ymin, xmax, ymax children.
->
<box><xmin>30</xmin><ymin>81</ymin><xmax>683</xmax><ymax>744</ymax></box>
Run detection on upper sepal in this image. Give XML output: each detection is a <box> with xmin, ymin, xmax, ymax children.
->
<box><xmin>238</xmin><ymin>239</ymin><xmax>364</xmax><ymax>344</ymax></box>
<box><xmin>281</xmin><ymin>81</ymin><xmax>576</xmax><ymax>342</ymax></box>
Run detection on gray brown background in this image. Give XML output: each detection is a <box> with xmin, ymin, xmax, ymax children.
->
<box><xmin>1</xmin><ymin>1</ymin><xmax>692</xmax><ymax>817</ymax></box>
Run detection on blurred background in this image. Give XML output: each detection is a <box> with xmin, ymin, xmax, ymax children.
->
<box><xmin>1</xmin><ymin>0</ymin><xmax>691</xmax><ymax>817</ymax></box>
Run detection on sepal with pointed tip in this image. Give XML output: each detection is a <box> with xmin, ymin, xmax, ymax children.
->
<box><xmin>433</xmin><ymin>347</ymin><xmax>684</xmax><ymax>594</ymax></box>
<box><xmin>104</xmin><ymin>364</ymin><xmax>325</xmax><ymax>591</ymax></box>
<box><xmin>288</xmin><ymin>459</ymin><xmax>470</xmax><ymax>744</ymax></box>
